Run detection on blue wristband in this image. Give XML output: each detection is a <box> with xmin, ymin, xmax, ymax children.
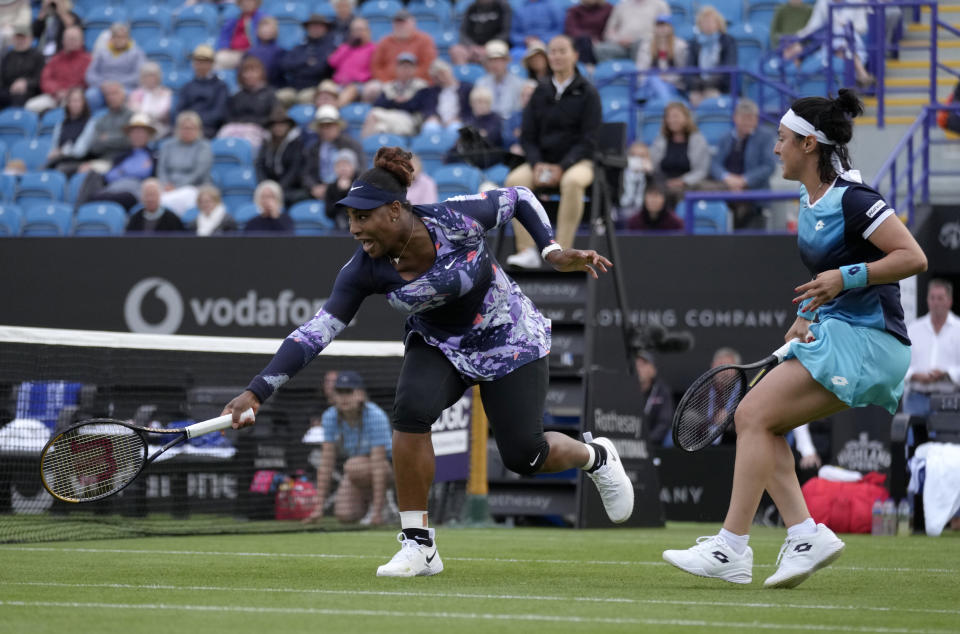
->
<box><xmin>839</xmin><ymin>263</ymin><xmax>869</xmax><ymax>290</ymax></box>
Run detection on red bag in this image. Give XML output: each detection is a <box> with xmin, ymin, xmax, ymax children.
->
<box><xmin>275</xmin><ymin>477</ymin><xmax>318</xmax><ymax>521</ymax></box>
<box><xmin>937</xmin><ymin>93</ymin><xmax>954</xmax><ymax>130</ymax></box>
<box><xmin>800</xmin><ymin>472</ymin><xmax>889</xmax><ymax>533</ymax></box>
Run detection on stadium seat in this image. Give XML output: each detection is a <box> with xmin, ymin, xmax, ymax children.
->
<box><xmin>0</xmin><ymin>173</ymin><xmax>14</xmax><ymax>201</ymax></box>
<box><xmin>173</xmin><ymin>4</ymin><xmax>218</xmax><ymax>43</ymax></box>
<box><xmin>270</xmin><ymin>1</ymin><xmax>309</xmax><ymax>45</ymax></box>
<box><xmin>708</xmin><ymin>0</ymin><xmax>743</xmax><ymax>25</ymax></box>
<box><xmin>74</xmin><ymin>201</ymin><xmax>127</xmax><ymax>236</ymax></box>
<box><xmin>217</xmin><ymin>68</ymin><xmax>239</xmax><ymax>95</ymax></box>
<box><xmin>454</xmin><ymin>0</ymin><xmax>473</xmax><ymax>22</ymax></box>
<box><xmin>341</xmin><ymin>102</ymin><xmax>371</xmax><ymax>140</ymax></box>
<box><xmin>9</xmin><ymin>139</ymin><xmax>52</xmax><ymax>172</ymax></box>
<box><xmin>14</xmin><ymin>170</ymin><xmax>66</xmax><ymax>207</ymax></box>
<box><xmin>21</xmin><ymin>202</ymin><xmax>74</xmax><ymax>236</ymax></box>
<box><xmin>362</xmin><ymin>134</ymin><xmax>408</xmax><ymax>168</ymax></box>
<box><xmin>435</xmin><ymin>30</ymin><xmax>458</xmax><ymax>60</ymax></box>
<box><xmin>483</xmin><ymin>164</ymin><xmax>510</xmax><ymax>187</ymax></box>
<box><xmin>231</xmin><ymin>201</ymin><xmax>260</xmax><ymax>225</ymax></box>
<box><xmin>360</xmin><ymin>0</ymin><xmax>404</xmax><ymax>40</ymax></box>
<box><xmin>129</xmin><ymin>5</ymin><xmax>172</xmax><ymax>42</ymax></box>
<box><xmin>143</xmin><ymin>37</ymin><xmax>186</xmax><ymax>75</ymax></box>
<box><xmin>599</xmin><ymin>84</ymin><xmax>632</xmax><ymax>104</ymax></box>
<box><xmin>38</xmin><ymin>109</ymin><xmax>65</xmax><ymax>137</ymax></box>
<box><xmin>287</xmin><ymin>104</ymin><xmax>316</xmax><ymax>127</ymax></box>
<box><xmin>164</xmin><ymin>68</ymin><xmax>195</xmax><ymax>92</ymax></box>
<box><xmin>697</xmin><ymin>118</ymin><xmax>734</xmax><ymax>145</ymax></box>
<box><xmin>218</xmin><ymin>1</ymin><xmax>242</xmax><ymax>27</ymax></box>
<box><xmin>0</xmin><ymin>139</ymin><xmax>5</xmax><ymax>170</ymax></box>
<box><xmin>602</xmin><ymin>97</ymin><xmax>630</xmax><ymax>124</ymax></box>
<box><xmin>288</xmin><ymin>200</ymin><xmax>334</xmax><ymax>235</ymax></box>
<box><xmin>746</xmin><ymin>0</ymin><xmax>785</xmax><ymax>28</ymax></box>
<box><xmin>728</xmin><ymin>23</ymin><xmax>769</xmax><ymax>70</ymax></box>
<box><xmin>0</xmin><ymin>202</ymin><xmax>23</xmax><ymax>236</ymax></box>
<box><xmin>453</xmin><ymin>64</ymin><xmax>486</xmax><ymax>84</ymax></box>
<box><xmin>434</xmin><ymin>163</ymin><xmax>483</xmax><ymax>198</ymax></box>
<box><xmin>411</xmin><ymin>131</ymin><xmax>456</xmax><ymax>174</ymax></box>
<box><xmin>83</xmin><ymin>6</ymin><xmax>127</xmax><ymax>50</ymax></box>
<box><xmin>407</xmin><ymin>0</ymin><xmax>451</xmax><ymax>32</ymax></box>
<box><xmin>692</xmin><ymin>200</ymin><xmax>731</xmax><ymax>234</ymax></box>
<box><xmin>66</xmin><ymin>172</ymin><xmax>86</xmax><ymax>205</ymax></box>
<box><xmin>218</xmin><ymin>168</ymin><xmax>257</xmax><ymax>209</ymax></box>
<box><xmin>593</xmin><ymin>59</ymin><xmax>638</xmax><ymax>91</ymax></box>
<box><xmin>211</xmin><ymin>137</ymin><xmax>254</xmax><ymax>182</ymax></box>
<box><xmin>668</xmin><ymin>0</ymin><xmax>692</xmax><ymax>21</ymax></box>
<box><xmin>0</xmin><ymin>108</ymin><xmax>39</xmax><ymax>146</ymax></box>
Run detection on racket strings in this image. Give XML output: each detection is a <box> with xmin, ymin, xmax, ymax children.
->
<box><xmin>41</xmin><ymin>423</ymin><xmax>145</xmax><ymax>502</ymax></box>
<box><xmin>675</xmin><ymin>368</ymin><xmax>747</xmax><ymax>451</ymax></box>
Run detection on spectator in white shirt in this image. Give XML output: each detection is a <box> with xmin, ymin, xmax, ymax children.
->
<box><xmin>904</xmin><ymin>278</ymin><xmax>960</xmax><ymax>416</ymax></box>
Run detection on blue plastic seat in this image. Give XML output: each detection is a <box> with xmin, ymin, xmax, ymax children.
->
<box><xmin>130</xmin><ymin>5</ymin><xmax>172</xmax><ymax>42</ymax></box>
<box><xmin>143</xmin><ymin>37</ymin><xmax>185</xmax><ymax>75</ymax></box>
<box><xmin>82</xmin><ymin>6</ymin><xmax>127</xmax><ymax>49</ymax></box>
<box><xmin>15</xmin><ymin>170</ymin><xmax>66</xmax><ymax>206</ymax></box>
<box><xmin>181</xmin><ymin>206</ymin><xmax>199</xmax><ymax>225</ymax></box>
<box><xmin>74</xmin><ymin>201</ymin><xmax>127</xmax><ymax>235</ymax></box>
<box><xmin>270</xmin><ymin>1</ymin><xmax>309</xmax><ymax>45</ymax></box>
<box><xmin>21</xmin><ymin>202</ymin><xmax>74</xmax><ymax>236</ymax></box>
<box><xmin>288</xmin><ymin>200</ymin><xmax>334</xmax><ymax>235</ymax></box>
<box><xmin>407</xmin><ymin>0</ymin><xmax>451</xmax><ymax>31</ymax></box>
<box><xmin>359</xmin><ymin>0</ymin><xmax>404</xmax><ymax>40</ymax></box>
<box><xmin>0</xmin><ymin>173</ymin><xmax>14</xmax><ymax>201</ymax></box>
<box><xmin>602</xmin><ymin>97</ymin><xmax>630</xmax><ymax>124</ymax></box>
<box><xmin>483</xmin><ymin>164</ymin><xmax>511</xmax><ymax>187</ymax></box>
<box><xmin>211</xmin><ymin>137</ymin><xmax>254</xmax><ymax>183</ymax></box>
<box><xmin>362</xmin><ymin>134</ymin><xmax>409</xmax><ymax>168</ymax></box>
<box><xmin>232</xmin><ymin>201</ymin><xmax>261</xmax><ymax>225</ymax></box>
<box><xmin>164</xmin><ymin>68</ymin><xmax>195</xmax><ymax>92</ymax></box>
<box><xmin>708</xmin><ymin>0</ymin><xmax>744</xmax><ymax>25</ymax></box>
<box><xmin>746</xmin><ymin>0</ymin><xmax>785</xmax><ymax>28</ymax></box>
<box><xmin>38</xmin><ymin>109</ymin><xmax>65</xmax><ymax>137</ymax></box>
<box><xmin>287</xmin><ymin>104</ymin><xmax>316</xmax><ymax>127</ymax></box>
<box><xmin>411</xmin><ymin>131</ymin><xmax>457</xmax><ymax>174</ymax></box>
<box><xmin>435</xmin><ymin>30</ymin><xmax>458</xmax><ymax>60</ymax></box>
<box><xmin>692</xmin><ymin>200</ymin><xmax>731</xmax><ymax>234</ymax></box>
<box><xmin>0</xmin><ymin>108</ymin><xmax>39</xmax><ymax>146</ymax></box>
<box><xmin>593</xmin><ymin>59</ymin><xmax>638</xmax><ymax>89</ymax></box>
<box><xmin>452</xmin><ymin>64</ymin><xmax>486</xmax><ymax>84</ymax></box>
<box><xmin>341</xmin><ymin>102</ymin><xmax>371</xmax><ymax>139</ymax></box>
<box><xmin>173</xmin><ymin>4</ymin><xmax>218</xmax><ymax>43</ymax></box>
<box><xmin>219</xmin><ymin>168</ymin><xmax>258</xmax><ymax>209</ymax></box>
<box><xmin>0</xmin><ymin>202</ymin><xmax>23</xmax><ymax>236</ymax></box>
<box><xmin>434</xmin><ymin>163</ymin><xmax>483</xmax><ymax>199</ymax></box>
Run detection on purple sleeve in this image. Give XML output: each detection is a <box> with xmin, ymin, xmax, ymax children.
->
<box><xmin>442</xmin><ymin>186</ymin><xmax>557</xmax><ymax>251</ymax></box>
<box><xmin>246</xmin><ymin>251</ymin><xmax>375</xmax><ymax>402</ymax></box>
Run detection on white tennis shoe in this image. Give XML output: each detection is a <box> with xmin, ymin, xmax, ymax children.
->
<box><xmin>662</xmin><ymin>535</ymin><xmax>753</xmax><ymax>584</ymax></box>
<box><xmin>376</xmin><ymin>528</ymin><xmax>443</xmax><ymax>577</ymax></box>
<box><xmin>585</xmin><ymin>437</ymin><xmax>634</xmax><ymax>523</ymax></box>
<box><xmin>505</xmin><ymin>247</ymin><xmax>540</xmax><ymax>269</ymax></box>
<box><xmin>763</xmin><ymin>523</ymin><xmax>845</xmax><ymax>589</ymax></box>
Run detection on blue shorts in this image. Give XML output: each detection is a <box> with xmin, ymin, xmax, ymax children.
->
<box><xmin>785</xmin><ymin>318</ymin><xmax>910</xmax><ymax>415</ymax></box>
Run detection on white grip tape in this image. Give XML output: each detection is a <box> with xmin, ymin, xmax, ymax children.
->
<box><xmin>773</xmin><ymin>338</ymin><xmax>800</xmax><ymax>364</ymax></box>
<box><xmin>185</xmin><ymin>408</ymin><xmax>255</xmax><ymax>439</ymax></box>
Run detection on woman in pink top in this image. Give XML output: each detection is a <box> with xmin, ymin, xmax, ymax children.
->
<box><xmin>328</xmin><ymin>17</ymin><xmax>376</xmax><ymax>107</ymax></box>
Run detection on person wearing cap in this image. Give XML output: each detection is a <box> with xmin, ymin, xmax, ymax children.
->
<box><xmin>175</xmin><ymin>44</ymin><xmax>229</xmax><ymax>138</ymax></box>
<box><xmin>521</xmin><ymin>40</ymin><xmax>549</xmax><ymax>81</ymax></box>
<box><xmin>510</xmin><ymin>0</ymin><xmax>564</xmax><ymax>49</ymax></box>
<box><xmin>25</xmin><ymin>24</ymin><xmax>89</xmax><ymax>113</ymax></box>
<box><xmin>278</xmin><ymin>14</ymin><xmax>338</xmax><ymax>106</ymax></box>
<box><xmin>255</xmin><ymin>105</ymin><xmax>307</xmax><ymax>204</ymax></box>
<box><xmin>327</xmin><ymin>17</ymin><xmax>375</xmax><ymax>106</ymax></box>
<box><xmin>302</xmin><ymin>371</ymin><xmax>394</xmax><ymax>525</ymax></box>
<box><xmin>323</xmin><ymin>147</ymin><xmax>360</xmax><ymax>228</ymax></box>
<box><xmin>664</xmin><ymin>91</ymin><xmax>927</xmax><ymax>588</ymax></box>
<box><xmin>632</xmin><ymin>349</ymin><xmax>675</xmax><ymax>446</ymax></box>
<box><xmin>84</xmin><ymin>23</ymin><xmax>144</xmax><ymax>111</ymax></box>
<box><xmin>219</xmin><ymin>55</ymin><xmax>276</xmax><ymax>151</ymax></box>
<box><xmin>362</xmin><ymin>53</ymin><xmax>432</xmax><ymax>137</ymax></box>
<box><xmin>474</xmin><ymin>39</ymin><xmax>526</xmax><ymax>121</ymax></box>
<box><xmin>563</xmin><ymin>0</ymin><xmax>613</xmax><ymax>66</ymax></box>
<box><xmin>312</xmin><ymin>79</ymin><xmax>341</xmax><ymax>109</ymax></box>
<box><xmin>0</xmin><ymin>23</ymin><xmax>45</xmax><ymax>109</ymax></box>
<box><xmin>505</xmin><ymin>35</ymin><xmax>601</xmax><ymax>270</ymax></box>
<box><xmin>223</xmin><ymin>146</ymin><xmax>630</xmax><ymax>578</ymax></box>
<box><xmin>370</xmin><ymin>10</ymin><xmax>436</xmax><ymax>83</ymax></box>
<box><xmin>76</xmin><ymin>112</ymin><xmax>157</xmax><ymax>210</ymax></box>
<box><xmin>595</xmin><ymin>0</ymin><xmax>668</xmax><ymax>62</ymax></box>
<box><xmin>634</xmin><ymin>14</ymin><xmax>687</xmax><ymax>101</ymax></box>
<box><xmin>126</xmin><ymin>178</ymin><xmax>186</xmax><ymax>233</ymax></box>
<box><xmin>126</xmin><ymin>61</ymin><xmax>172</xmax><ymax>138</ymax></box>
<box><xmin>304</xmin><ymin>104</ymin><xmax>365</xmax><ymax>201</ymax></box>
<box><xmin>215</xmin><ymin>0</ymin><xmax>264</xmax><ymax>71</ymax></box>
<box><xmin>450</xmin><ymin>0</ymin><xmax>512</xmax><ymax>66</ymax></box>
<box><xmin>246</xmin><ymin>16</ymin><xmax>286</xmax><ymax>88</ymax></box>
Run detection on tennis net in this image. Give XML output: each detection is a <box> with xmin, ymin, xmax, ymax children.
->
<box><xmin>0</xmin><ymin>325</ymin><xmax>404</xmax><ymax>543</ymax></box>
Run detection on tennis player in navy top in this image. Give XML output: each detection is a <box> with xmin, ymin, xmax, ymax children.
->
<box><xmin>223</xmin><ymin>147</ymin><xmax>634</xmax><ymax>577</ymax></box>
<box><xmin>663</xmin><ymin>90</ymin><xmax>927</xmax><ymax>588</ymax></box>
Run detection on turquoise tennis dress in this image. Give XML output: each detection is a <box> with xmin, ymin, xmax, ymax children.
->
<box><xmin>788</xmin><ymin>173</ymin><xmax>911</xmax><ymax>414</ymax></box>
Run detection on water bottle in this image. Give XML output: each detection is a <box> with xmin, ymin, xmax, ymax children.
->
<box><xmin>871</xmin><ymin>499</ymin><xmax>884</xmax><ymax>536</ymax></box>
<box><xmin>897</xmin><ymin>499</ymin><xmax>912</xmax><ymax>537</ymax></box>
<box><xmin>882</xmin><ymin>499</ymin><xmax>897</xmax><ymax>536</ymax></box>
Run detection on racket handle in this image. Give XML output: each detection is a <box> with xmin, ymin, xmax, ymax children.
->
<box><xmin>773</xmin><ymin>337</ymin><xmax>801</xmax><ymax>363</ymax></box>
<box><xmin>185</xmin><ymin>408</ymin><xmax>255</xmax><ymax>439</ymax></box>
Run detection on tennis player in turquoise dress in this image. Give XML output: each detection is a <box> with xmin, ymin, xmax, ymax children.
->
<box><xmin>663</xmin><ymin>89</ymin><xmax>928</xmax><ymax>588</ymax></box>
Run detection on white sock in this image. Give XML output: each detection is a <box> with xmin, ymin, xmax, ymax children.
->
<box><xmin>787</xmin><ymin>518</ymin><xmax>818</xmax><ymax>538</ymax></box>
<box><xmin>581</xmin><ymin>443</ymin><xmax>596</xmax><ymax>470</ymax></box>
<box><xmin>718</xmin><ymin>528</ymin><xmax>750</xmax><ymax>555</ymax></box>
<box><xmin>400</xmin><ymin>511</ymin><xmax>428</xmax><ymax>531</ymax></box>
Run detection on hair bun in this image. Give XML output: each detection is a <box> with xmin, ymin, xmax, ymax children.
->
<box><xmin>373</xmin><ymin>147</ymin><xmax>415</xmax><ymax>188</ymax></box>
<box><xmin>834</xmin><ymin>89</ymin><xmax>864</xmax><ymax>119</ymax></box>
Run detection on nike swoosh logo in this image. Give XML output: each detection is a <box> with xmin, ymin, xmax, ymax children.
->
<box><xmin>444</xmin><ymin>260</ymin><xmax>456</xmax><ymax>270</ymax></box>
<box><xmin>350</xmin><ymin>185</ymin><xmax>361</xmax><ymax>191</ymax></box>
<box><xmin>529</xmin><ymin>452</ymin><xmax>541</xmax><ymax>467</ymax></box>
<box><xmin>425</xmin><ymin>551</ymin><xmax>437</xmax><ymax>564</ymax></box>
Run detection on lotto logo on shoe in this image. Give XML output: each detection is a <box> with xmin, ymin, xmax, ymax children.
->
<box><xmin>794</xmin><ymin>543</ymin><xmax>812</xmax><ymax>553</ymax></box>
<box><xmin>712</xmin><ymin>551</ymin><xmax>729</xmax><ymax>563</ymax></box>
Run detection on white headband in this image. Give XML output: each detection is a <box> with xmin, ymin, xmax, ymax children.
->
<box><xmin>780</xmin><ymin>109</ymin><xmax>835</xmax><ymax>145</ymax></box>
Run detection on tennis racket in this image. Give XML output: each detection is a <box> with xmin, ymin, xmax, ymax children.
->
<box><xmin>672</xmin><ymin>339</ymin><xmax>798</xmax><ymax>452</ymax></box>
<box><xmin>39</xmin><ymin>408</ymin><xmax>254</xmax><ymax>503</ymax></box>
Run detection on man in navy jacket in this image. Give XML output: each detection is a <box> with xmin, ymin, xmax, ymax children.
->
<box><xmin>176</xmin><ymin>44</ymin><xmax>229</xmax><ymax>138</ymax></box>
